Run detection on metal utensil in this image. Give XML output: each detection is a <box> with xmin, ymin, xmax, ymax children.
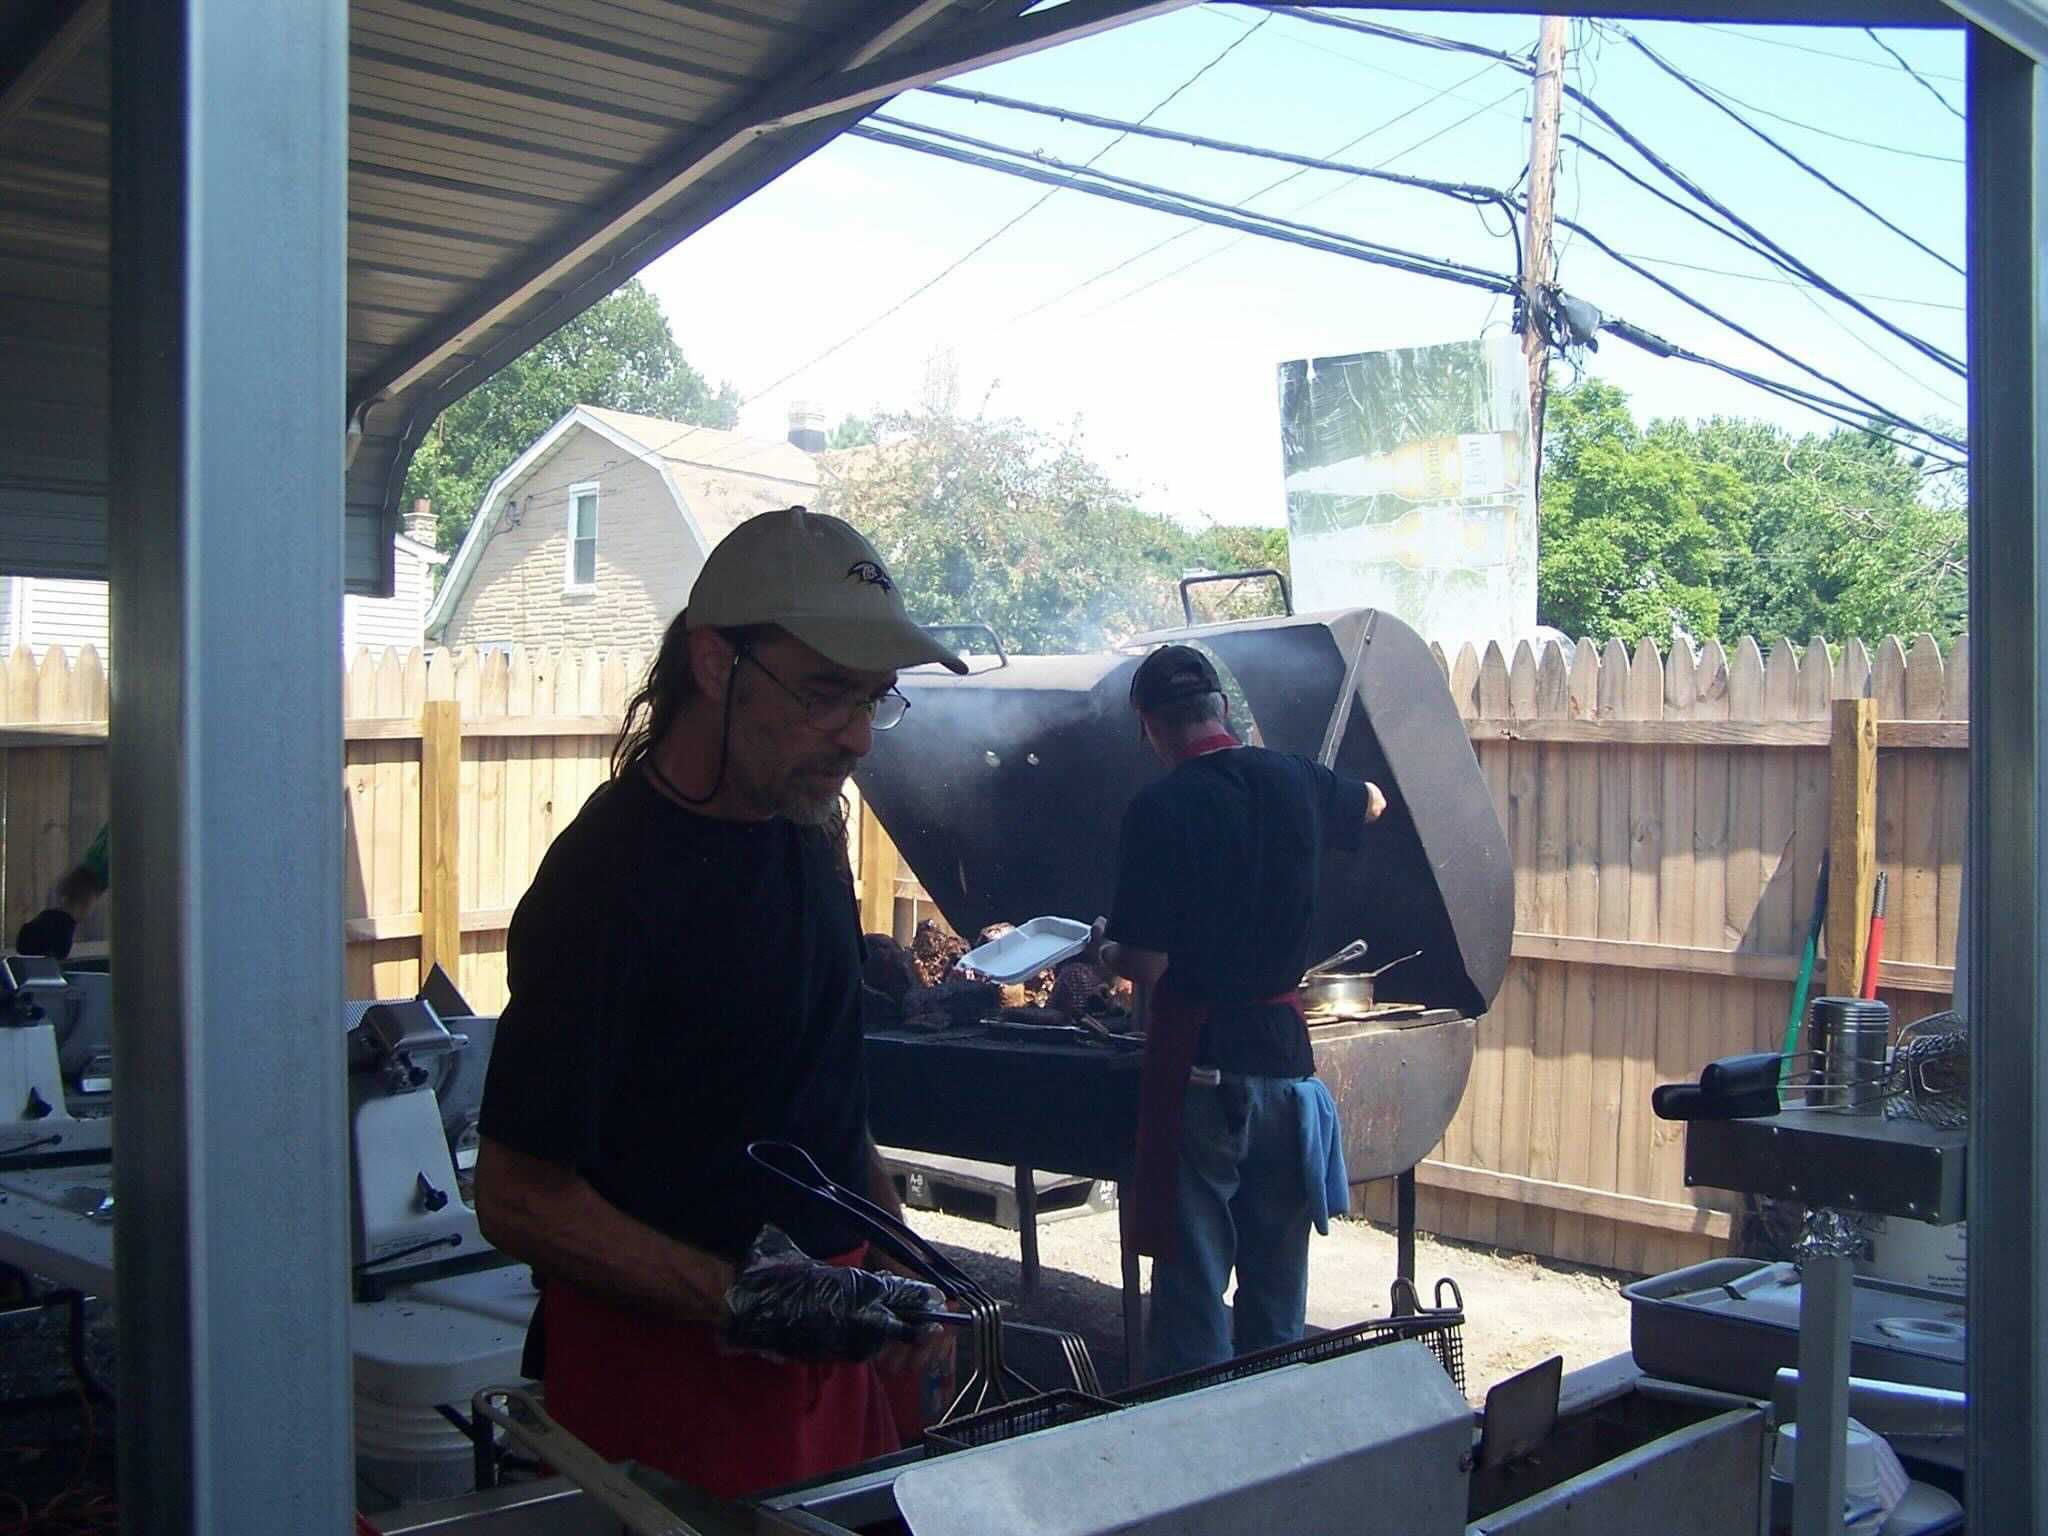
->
<box><xmin>1303</xmin><ymin>939</ymin><xmax>1369</xmax><ymax>980</ymax></box>
<box><xmin>747</xmin><ymin>1140</ymin><xmax>1094</xmax><ymax>1420</ymax></box>
<box><xmin>473</xmin><ymin>1387</ymin><xmax>701</xmax><ymax>1536</ymax></box>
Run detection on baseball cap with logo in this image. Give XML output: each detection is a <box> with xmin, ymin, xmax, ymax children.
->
<box><xmin>686</xmin><ymin>507</ymin><xmax>967</xmax><ymax>675</ymax></box>
<box><xmin>1129</xmin><ymin>643</ymin><xmax>1224</xmax><ymax>712</ymax></box>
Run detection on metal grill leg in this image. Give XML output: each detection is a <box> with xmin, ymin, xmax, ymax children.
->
<box><xmin>1396</xmin><ymin>1167</ymin><xmax>1417</xmax><ymax>1312</ymax></box>
<box><xmin>1118</xmin><ymin>1185</ymin><xmax>1145</xmax><ymax>1384</ymax></box>
<box><xmin>1014</xmin><ymin>1167</ymin><xmax>1040</xmax><ymax>1298</ymax></box>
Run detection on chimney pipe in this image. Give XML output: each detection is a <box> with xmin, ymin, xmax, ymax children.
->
<box><xmin>403</xmin><ymin>496</ymin><xmax>437</xmax><ymax>546</ymax></box>
<box><xmin>787</xmin><ymin>402</ymin><xmax>827</xmax><ymax>454</ymax></box>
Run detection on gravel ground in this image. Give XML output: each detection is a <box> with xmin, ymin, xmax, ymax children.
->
<box><xmin>902</xmin><ymin>1201</ymin><xmax>1633</xmax><ymax>1401</ymax></box>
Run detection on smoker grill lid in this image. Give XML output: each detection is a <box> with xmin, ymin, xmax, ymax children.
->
<box><xmin>855</xmin><ymin>609</ymin><xmax>1510</xmax><ymax>1016</ymax></box>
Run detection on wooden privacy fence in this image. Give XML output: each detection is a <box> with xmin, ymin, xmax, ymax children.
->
<box><xmin>0</xmin><ymin>635</ymin><xmax>1965</xmax><ymax>1276</ymax></box>
<box><xmin>861</xmin><ymin>634</ymin><xmax>1967</xmax><ymax>1278</ymax></box>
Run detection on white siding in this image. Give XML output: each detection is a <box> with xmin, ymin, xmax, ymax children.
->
<box><xmin>343</xmin><ymin>545</ymin><xmax>431</xmax><ymax>654</ymax></box>
<box><xmin>10</xmin><ymin>545</ymin><xmax>435</xmax><ymax>665</ymax></box>
<box><xmin>15</xmin><ymin>579</ymin><xmax>109</xmax><ymax>662</ymax></box>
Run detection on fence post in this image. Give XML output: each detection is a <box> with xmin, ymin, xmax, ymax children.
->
<box><xmin>1826</xmin><ymin>697</ymin><xmax>1877</xmax><ymax>996</ymax></box>
<box><xmin>858</xmin><ymin>801</ymin><xmax>899</xmax><ymax>938</ymax></box>
<box><xmin>421</xmin><ymin>699</ymin><xmax>462</xmax><ymax>979</ymax></box>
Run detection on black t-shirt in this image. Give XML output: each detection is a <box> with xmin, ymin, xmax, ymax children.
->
<box><xmin>479</xmin><ymin>769</ymin><xmax>870</xmax><ymax>1263</ymax></box>
<box><xmin>1108</xmin><ymin>747</ymin><xmax>1368</xmax><ymax>1077</ymax></box>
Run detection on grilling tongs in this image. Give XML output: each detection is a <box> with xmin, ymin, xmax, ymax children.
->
<box><xmin>746</xmin><ymin>1139</ymin><xmax>1097</xmax><ymax>1418</ymax></box>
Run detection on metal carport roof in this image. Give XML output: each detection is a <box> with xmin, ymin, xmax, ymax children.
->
<box><xmin>0</xmin><ymin>0</ymin><xmax>1187</xmax><ymax>594</ymax></box>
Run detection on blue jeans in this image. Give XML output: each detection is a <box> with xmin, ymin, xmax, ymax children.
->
<box><xmin>1145</xmin><ymin>1073</ymin><xmax>1315</xmax><ymax>1380</ymax></box>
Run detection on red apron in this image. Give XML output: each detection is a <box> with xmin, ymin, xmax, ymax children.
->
<box><xmin>538</xmin><ymin>1243</ymin><xmax>928</xmax><ymax>1500</ymax></box>
<box><xmin>1129</xmin><ymin>978</ymin><xmax>1305</xmax><ymax>1262</ymax></box>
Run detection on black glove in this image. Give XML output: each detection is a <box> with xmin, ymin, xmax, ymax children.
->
<box><xmin>723</xmin><ymin>1225</ymin><xmax>942</xmax><ymax>1363</ymax></box>
<box><xmin>14</xmin><ymin>908</ymin><xmax>77</xmax><ymax>960</ymax></box>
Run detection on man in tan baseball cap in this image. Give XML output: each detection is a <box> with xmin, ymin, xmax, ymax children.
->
<box><xmin>475</xmin><ymin>507</ymin><xmax>961</xmax><ymax>1499</ymax></box>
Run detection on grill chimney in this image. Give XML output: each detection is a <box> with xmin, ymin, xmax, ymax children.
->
<box><xmin>404</xmin><ymin>496</ymin><xmax>436</xmax><ymax>546</ymax></box>
<box><xmin>787</xmin><ymin>402</ymin><xmax>827</xmax><ymax>454</ymax></box>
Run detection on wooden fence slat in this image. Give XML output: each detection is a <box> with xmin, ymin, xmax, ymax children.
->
<box><xmin>1937</xmin><ymin>637</ymin><xmax>1968</xmax><ymax>982</ymax></box>
<box><xmin>1727</xmin><ymin>638</ymin><xmax>1769</xmax><ymax>1069</ymax></box>
<box><xmin>1641</xmin><ymin>641</ymin><xmax>1698</xmax><ymax>1278</ymax></box>
<box><xmin>1900</xmin><ymin>637</ymin><xmax>1944</xmax><ymax>980</ymax></box>
<box><xmin>1521</xmin><ymin>644</ymin><xmax>1570</xmax><ymax>1259</ymax></box>
<box><xmin>1553</xmin><ymin>640</ymin><xmax>1601</xmax><ymax>1263</ymax></box>
<box><xmin>1464</xmin><ymin>643</ymin><xmax>1512</xmax><ymax>1248</ymax></box>
<box><xmin>376</xmin><ymin>650</ymin><xmax>412</xmax><ymax>997</ymax></box>
<box><xmin>1494</xmin><ymin>643</ymin><xmax>1543</xmax><ymax>1255</ymax></box>
<box><xmin>1585</xmin><ymin>637</ymin><xmax>1633</xmax><ymax>1269</ymax></box>
<box><xmin>1615</xmin><ymin>638</ymin><xmax>1663</xmax><ymax>1276</ymax></box>
<box><xmin>1872</xmin><ymin>638</ymin><xmax>1910</xmax><ymax>1023</ymax></box>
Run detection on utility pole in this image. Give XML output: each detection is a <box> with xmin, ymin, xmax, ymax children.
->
<box><xmin>1521</xmin><ymin>16</ymin><xmax>1569</xmax><ymax>455</ymax></box>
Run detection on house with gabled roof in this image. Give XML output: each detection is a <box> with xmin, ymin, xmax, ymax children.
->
<box><xmin>425</xmin><ymin>404</ymin><xmax>825</xmax><ymax>654</ymax></box>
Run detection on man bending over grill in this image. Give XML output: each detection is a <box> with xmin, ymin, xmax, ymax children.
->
<box><xmin>1094</xmin><ymin>644</ymin><xmax>1385</xmax><ymax>1379</ymax></box>
<box><xmin>474</xmin><ymin>508</ymin><xmax>965</xmax><ymax>1497</ymax></box>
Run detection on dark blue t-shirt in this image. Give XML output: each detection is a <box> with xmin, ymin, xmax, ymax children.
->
<box><xmin>479</xmin><ymin>770</ymin><xmax>870</xmax><ymax>1262</ymax></box>
<box><xmin>1108</xmin><ymin>746</ymin><xmax>1368</xmax><ymax>1076</ymax></box>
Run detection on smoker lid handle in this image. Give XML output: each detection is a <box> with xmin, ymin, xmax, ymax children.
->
<box><xmin>921</xmin><ymin>623</ymin><xmax>1007</xmax><ymax>668</ymax></box>
<box><xmin>1178</xmin><ymin>568</ymin><xmax>1293</xmax><ymax>626</ymax></box>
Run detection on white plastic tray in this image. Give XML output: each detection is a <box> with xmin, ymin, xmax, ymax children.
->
<box><xmin>956</xmin><ymin>917</ymin><xmax>1093</xmax><ymax>984</ymax></box>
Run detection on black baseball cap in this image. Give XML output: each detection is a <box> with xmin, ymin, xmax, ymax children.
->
<box><xmin>1129</xmin><ymin>644</ymin><xmax>1224</xmax><ymax>713</ymax></box>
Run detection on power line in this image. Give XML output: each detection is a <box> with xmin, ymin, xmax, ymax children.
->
<box><xmin>1560</xmin><ymin>84</ymin><xmax>1966</xmax><ymax>374</ymax></box>
<box><xmin>1693</xmin><ymin>22</ymin><xmax>1963</xmax><ymax>82</ymax></box>
<box><xmin>1257</xmin><ymin>6</ymin><xmax>1530</xmax><ymax>70</ymax></box>
<box><xmin>1192</xmin><ymin>2</ymin><xmax>1528</xmax><ymax>126</ymax></box>
<box><xmin>847</xmin><ymin>113</ymin><xmax>1960</xmax><ymax>455</ymax></box>
<box><xmin>1615</xmin><ymin>251</ymin><xmax>1964</xmax><ymax>312</ymax></box>
<box><xmin>741</xmin><ymin>15</ymin><xmax>1273</xmax><ymax>407</ymax></box>
<box><xmin>1547</xmin><ymin>208</ymin><xmax>1964</xmax><ymax>444</ymax></box>
<box><xmin>1614</xmin><ymin>26</ymin><xmax>1963</xmax><ymax>275</ymax></box>
<box><xmin>1264</xmin><ymin>5</ymin><xmax>1967</xmax><ymax>373</ymax></box>
<box><xmin>1666</xmin><ymin>69</ymin><xmax>1961</xmax><ymax>163</ymax></box>
<box><xmin>1864</xmin><ymin>27</ymin><xmax>1966</xmax><ymax>118</ymax></box>
<box><xmin>921</xmin><ymin>84</ymin><xmax>1514</xmax><ymax>212</ymax></box>
<box><xmin>1002</xmin><ymin>57</ymin><xmax>1506</xmax><ymax>326</ymax></box>
<box><xmin>871</xmin><ymin>111</ymin><xmax>1514</xmax><ymax>284</ymax></box>
<box><xmin>846</xmin><ymin>122</ymin><xmax>1519</xmax><ymax>293</ymax></box>
<box><xmin>1600</xmin><ymin>317</ymin><xmax>1965</xmax><ymax>467</ymax></box>
<box><xmin>1080</xmin><ymin>88</ymin><xmax>1523</xmax><ymax>318</ymax></box>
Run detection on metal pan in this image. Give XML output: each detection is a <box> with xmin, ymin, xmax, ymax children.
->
<box><xmin>1298</xmin><ymin>949</ymin><xmax>1421</xmax><ymax>1013</ymax></box>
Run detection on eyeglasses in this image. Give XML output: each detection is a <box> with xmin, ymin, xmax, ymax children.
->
<box><xmin>738</xmin><ymin>648</ymin><xmax>911</xmax><ymax>732</ymax></box>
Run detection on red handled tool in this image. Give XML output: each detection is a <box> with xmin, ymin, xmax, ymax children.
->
<box><xmin>1860</xmin><ymin>871</ymin><xmax>1889</xmax><ymax>1000</ymax></box>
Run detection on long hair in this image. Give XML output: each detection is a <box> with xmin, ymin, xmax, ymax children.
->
<box><xmin>614</xmin><ymin>613</ymin><xmax>856</xmax><ymax>879</ymax></box>
<box><xmin>612</xmin><ymin>610</ymin><xmax>695</xmax><ymax>779</ymax></box>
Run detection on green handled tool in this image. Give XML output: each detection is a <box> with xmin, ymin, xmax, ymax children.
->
<box><xmin>1779</xmin><ymin>850</ymin><xmax>1831</xmax><ymax>1083</ymax></box>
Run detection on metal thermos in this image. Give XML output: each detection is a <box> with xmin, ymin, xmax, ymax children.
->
<box><xmin>1807</xmin><ymin>996</ymin><xmax>1892</xmax><ymax>1114</ymax></box>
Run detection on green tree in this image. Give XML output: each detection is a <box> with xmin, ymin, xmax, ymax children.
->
<box><xmin>1537</xmin><ymin>380</ymin><xmax>1736</xmax><ymax>645</ymax></box>
<box><xmin>1181</xmin><ymin>525</ymin><xmax>1293</xmax><ymax>624</ymax></box>
<box><xmin>1537</xmin><ymin>380</ymin><xmax>1967</xmax><ymax>647</ymax></box>
<box><xmin>403</xmin><ymin>280</ymin><xmax>739</xmax><ymax>553</ymax></box>
<box><xmin>827</xmin><ymin>414</ymin><xmax>877</xmax><ymax>449</ymax></box>
<box><xmin>817</xmin><ymin>409</ymin><xmax>1203</xmax><ymax>653</ymax></box>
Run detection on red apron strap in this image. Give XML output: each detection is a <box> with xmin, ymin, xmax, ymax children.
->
<box><xmin>1130</xmin><ymin>984</ymin><xmax>1306</xmax><ymax>1262</ymax></box>
<box><xmin>1130</xmin><ymin>976</ymin><xmax>1207</xmax><ymax>1261</ymax></box>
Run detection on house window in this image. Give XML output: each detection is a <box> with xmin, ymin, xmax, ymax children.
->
<box><xmin>566</xmin><ymin>483</ymin><xmax>599</xmax><ymax>590</ymax></box>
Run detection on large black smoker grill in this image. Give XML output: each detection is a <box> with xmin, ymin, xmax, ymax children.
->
<box><xmin>854</xmin><ymin>607</ymin><xmax>1514</xmax><ymax>1357</ymax></box>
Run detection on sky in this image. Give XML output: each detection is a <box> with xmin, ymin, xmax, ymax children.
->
<box><xmin>641</xmin><ymin>4</ymin><xmax>1967</xmax><ymax>531</ymax></box>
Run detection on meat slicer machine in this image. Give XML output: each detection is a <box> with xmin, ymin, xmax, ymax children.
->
<box><xmin>347</xmin><ymin>972</ymin><xmax>508</xmax><ymax>1299</ymax></box>
<box><xmin>0</xmin><ymin>954</ymin><xmax>112</xmax><ymax>1168</ymax></box>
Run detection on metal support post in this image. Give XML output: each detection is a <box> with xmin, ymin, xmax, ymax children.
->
<box><xmin>108</xmin><ymin>0</ymin><xmax>352</xmax><ymax>1529</ymax></box>
<box><xmin>1965</xmin><ymin>26</ymin><xmax>2048</xmax><ymax>1536</ymax></box>
<box><xmin>1791</xmin><ymin>1253</ymin><xmax>1853</xmax><ymax>1536</ymax></box>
